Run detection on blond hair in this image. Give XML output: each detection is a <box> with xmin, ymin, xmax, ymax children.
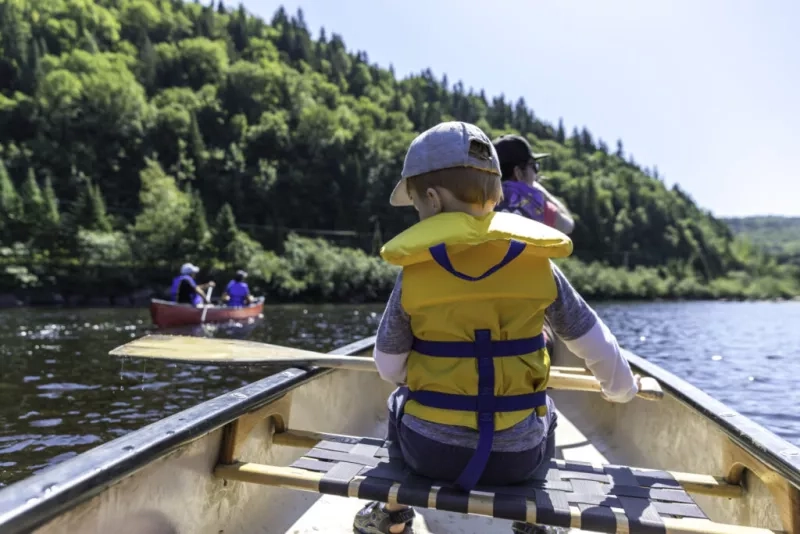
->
<box><xmin>406</xmin><ymin>167</ymin><xmax>503</xmax><ymax>206</ymax></box>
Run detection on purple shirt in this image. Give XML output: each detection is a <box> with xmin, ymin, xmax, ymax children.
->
<box><xmin>496</xmin><ymin>181</ymin><xmax>556</xmax><ymax>226</ymax></box>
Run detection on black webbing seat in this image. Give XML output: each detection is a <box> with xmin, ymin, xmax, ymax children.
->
<box><xmin>214</xmin><ymin>429</ymin><xmax>774</xmax><ymax>534</ymax></box>
<box><xmin>290</xmin><ymin>433</ymin><xmax>704</xmax><ymax>534</ymax></box>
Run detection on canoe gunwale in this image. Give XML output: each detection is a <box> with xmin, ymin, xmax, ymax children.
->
<box><xmin>149</xmin><ymin>296</ymin><xmax>266</xmax><ymax>311</ymax></box>
<box><xmin>0</xmin><ymin>336</ymin><xmax>375</xmax><ymax>534</ymax></box>
<box><xmin>622</xmin><ymin>349</ymin><xmax>800</xmax><ymax>491</ymax></box>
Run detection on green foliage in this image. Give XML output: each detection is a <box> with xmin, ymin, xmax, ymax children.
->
<box><xmin>41</xmin><ymin>177</ymin><xmax>60</xmax><ymax>226</ymax></box>
<box><xmin>0</xmin><ymin>160</ymin><xmax>23</xmax><ymax>241</ymax></box>
<box><xmin>245</xmin><ymin>234</ymin><xmax>398</xmax><ymax>302</ymax></box>
<box><xmin>723</xmin><ymin>216</ymin><xmax>800</xmax><ymax>265</ymax></box>
<box><xmin>76</xmin><ymin>229</ymin><xmax>132</xmax><ymax>266</ymax></box>
<box><xmin>130</xmin><ymin>157</ymin><xmax>190</xmax><ymax>263</ymax></box>
<box><xmin>180</xmin><ymin>187</ymin><xmax>211</xmax><ymax>256</ymax></box>
<box><xmin>0</xmin><ymin>0</ymin><xmax>795</xmax><ymax>302</ymax></box>
<box><xmin>70</xmin><ymin>176</ymin><xmax>111</xmax><ymax>232</ymax></box>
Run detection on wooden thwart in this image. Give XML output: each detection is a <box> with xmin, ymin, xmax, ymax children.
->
<box><xmin>214</xmin><ymin>429</ymin><xmax>768</xmax><ymax>534</ymax></box>
<box><xmin>111</xmin><ymin>335</ymin><xmax>664</xmax><ymax>400</ymax></box>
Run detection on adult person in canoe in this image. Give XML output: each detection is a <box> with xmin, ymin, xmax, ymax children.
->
<box><xmin>221</xmin><ymin>270</ymin><xmax>255</xmax><ymax>307</ymax></box>
<box><xmin>354</xmin><ymin>121</ymin><xmax>641</xmax><ymax>534</ymax></box>
<box><xmin>170</xmin><ymin>263</ymin><xmax>215</xmax><ymax>308</ymax></box>
<box><xmin>493</xmin><ymin>134</ymin><xmax>575</xmax><ymax>355</ymax></box>
<box><xmin>493</xmin><ymin>134</ymin><xmax>575</xmax><ymax>235</ymax></box>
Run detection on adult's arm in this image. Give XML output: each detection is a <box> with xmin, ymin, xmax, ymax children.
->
<box><xmin>195</xmin><ymin>281</ymin><xmax>215</xmax><ymax>302</ymax></box>
<box><xmin>535</xmin><ymin>181</ymin><xmax>575</xmax><ymax>235</ymax></box>
<box><xmin>544</xmin><ymin>262</ymin><xmax>638</xmax><ymax>402</ymax></box>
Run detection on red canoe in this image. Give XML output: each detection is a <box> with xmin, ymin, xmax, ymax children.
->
<box><xmin>149</xmin><ymin>298</ymin><xmax>265</xmax><ymax>328</ymax></box>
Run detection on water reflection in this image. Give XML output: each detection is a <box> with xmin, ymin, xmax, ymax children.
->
<box><xmin>0</xmin><ymin>304</ymin><xmax>383</xmax><ymax>486</ymax></box>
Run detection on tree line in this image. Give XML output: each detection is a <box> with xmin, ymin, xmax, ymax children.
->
<box><xmin>0</xmin><ymin>0</ymin><xmax>796</xmax><ymax>302</ymax></box>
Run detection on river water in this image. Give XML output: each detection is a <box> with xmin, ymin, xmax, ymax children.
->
<box><xmin>1</xmin><ymin>301</ymin><xmax>798</xmax><ymax>487</ymax></box>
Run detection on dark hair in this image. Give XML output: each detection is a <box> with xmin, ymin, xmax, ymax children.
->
<box><xmin>499</xmin><ymin>162</ymin><xmax>519</xmax><ymax>181</ymax></box>
<box><xmin>493</xmin><ymin>135</ymin><xmax>535</xmax><ymax>181</ymax></box>
<box><xmin>235</xmin><ymin>270</ymin><xmax>247</xmax><ymax>282</ymax></box>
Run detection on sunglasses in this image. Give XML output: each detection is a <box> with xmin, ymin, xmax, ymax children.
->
<box><xmin>526</xmin><ymin>159</ymin><xmax>541</xmax><ymax>173</ymax></box>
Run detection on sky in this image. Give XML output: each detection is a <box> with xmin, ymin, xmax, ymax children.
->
<box><xmin>241</xmin><ymin>0</ymin><xmax>799</xmax><ymax>217</ymax></box>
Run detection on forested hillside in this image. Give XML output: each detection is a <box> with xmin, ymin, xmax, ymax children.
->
<box><xmin>0</xmin><ymin>0</ymin><xmax>796</xmax><ymax>303</ymax></box>
<box><xmin>723</xmin><ymin>216</ymin><xmax>800</xmax><ymax>264</ymax></box>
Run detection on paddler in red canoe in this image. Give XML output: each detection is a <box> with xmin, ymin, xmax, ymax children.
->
<box><xmin>221</xmin><ymin>270</ymin><xmax>255</xmax><ymax>307</ymax></box>
<box><xmin>170</xmin><ymin>263</ymin><xmax>215</xmax><ymax>307</ymax></box>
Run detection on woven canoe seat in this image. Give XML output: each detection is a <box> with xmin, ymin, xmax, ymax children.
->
<box><xmin>289</xmin><ymin>433</ymin><xmax>709</xmax><ymax>534</ymax></box>
<box><xmin>215</xmin><ymin>429</ymin><xmax>773</xmax><ymax>534</ymax></box>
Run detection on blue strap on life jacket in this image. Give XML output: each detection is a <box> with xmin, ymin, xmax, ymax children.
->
<box><xmin>408</xmin><ymin>331</ymin><xmax>546</xmax><ymax>491</ymax></box>
<box><xmin>406</xmin><ymin>241</ymin><xmax>547</xmax><ymax>492</ymax></box>
<box><xmin>428</xmin><ymin>239</ymin><xmax>526</xmax><ymax>281</ymax></box>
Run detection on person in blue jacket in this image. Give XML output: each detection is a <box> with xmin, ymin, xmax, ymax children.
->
<box><xmin>170</xmin><ymin>263</ymin><xmax>215</xmax><ymax>307</ymax></box>
<box><xmin>222</xmin><ymin>270</ymin><xmax>254</xmax><ymax>307</ymax></box>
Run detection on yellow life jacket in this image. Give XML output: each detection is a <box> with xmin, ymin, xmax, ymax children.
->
<box><xmin>380</xmin><ymin>210</ymin><xmax>572</xmax><ymax>490</ymax></box>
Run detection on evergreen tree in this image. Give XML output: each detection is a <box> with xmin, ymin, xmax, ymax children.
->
<box><xmin>138</xmin><ymin>35</ymin><xmax>157</xmax><ymax>93</ymax></box>
<box><xmin>188</xmin><ymin>112</ymin><xmax>206</xmax><ymax>165</ymax></box>
<box><xmin>182</xmin><ymin>187</ymin><xmax>211</xmax><ymax>255</ymax></box>
<box><xmin>580</xmin><ymin>127</ymin><xmax>595</xmax><ymax>152</ymax></box>
<box><xmin>71</xmin><ymin>178</ymin><xmax>112</xmax><ymax>232</ymax></box>
<box><xmin>213</xmin><ymin>203</ymin><xmax>239</xmax><ymax>253</ymax></box>
<box><xmin>20</xmin><ymin>169</ymin><xmax>45</xmax><ymax>232</ymax></box>
<box><xmin>556</xmin><ymin>118</ymin><xmax>566</xmax><ymax>143</ymax></box>
<box><xmin>0</xmin><ymin>160</ymin><xmax>23</xmax><ymax>242</ymax></box>
<box><xmin>42</xmin><ymin>177</ymin><xmax>60</xmax><ymax>227</ymax></box>
<box><xmin>570</xmin><ymin>127</ymin><xmax>582</xmax><ymax>156</ymax></box>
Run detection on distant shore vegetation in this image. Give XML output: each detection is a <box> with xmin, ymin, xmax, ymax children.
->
<box><xmin>1</xmin><ymin>0</ymin><xmax>796</xmax><ymax>305</ymax></box>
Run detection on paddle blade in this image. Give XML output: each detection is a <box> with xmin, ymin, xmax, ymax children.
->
<box><xmin>109</xmin><ymin>334</ymin><xmax>332</xmax><ymax>365</ymax></box>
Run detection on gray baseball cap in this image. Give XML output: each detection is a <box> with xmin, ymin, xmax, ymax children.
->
<box><xmin>390</xmin><ymin>121</ymin><xmax>502</xmax><ymax>206</ymax></box>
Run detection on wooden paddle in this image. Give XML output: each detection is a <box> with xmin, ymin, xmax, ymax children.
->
<box><xmin>110</xmin><ymin>335</ymin><xmax>663</xmax><ymax>401</ymax></box>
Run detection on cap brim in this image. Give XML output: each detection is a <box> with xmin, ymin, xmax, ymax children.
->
<box><xmin>389</xmin><ymin>177</ymin><xmax>413</xmax><ymax>207</ymax></box>
<box><xmin>533</xmin><ymin>152</ymin><xmax>550</xmax><ymax>160</ymax></box>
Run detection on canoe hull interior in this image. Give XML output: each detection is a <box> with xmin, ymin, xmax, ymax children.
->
<box><xmin>29</xmin><ymin>362</ymin><xmax>396</xmax><ymax>534</ymax></box>
<box><xmin>149</xmin><ymin>298</ymin><xmax>264</xmax><ymax>328</ymax></box>
<box><xmin>2</xmin><ymin>338</ymin><xmax>798</xmax><ymax>534</ymax></box>
<box><xmin>549</xmin><ymin>335</ymin><xmax>793</xmax><ymax>533</ymax></box>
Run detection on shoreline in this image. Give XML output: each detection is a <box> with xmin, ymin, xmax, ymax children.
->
<box><xmin>2</xmin><ymin>292</ymin><xmax>798</xmax><ymax>310</ymax></box>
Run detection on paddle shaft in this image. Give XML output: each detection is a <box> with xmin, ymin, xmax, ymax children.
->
<box><xmin>110</xmin><ymin>335</ymin><xmax>663</xmax><ymax>401</ymax></box>
<box><xmin>286</xmin><ymin>353</ymin><xmax>662</xmax><ymax>401</ymax></box>
<box><xmin>201</xmin><ymin>286</ymin><xmax>213</xmax><ymax>322</ymax></box>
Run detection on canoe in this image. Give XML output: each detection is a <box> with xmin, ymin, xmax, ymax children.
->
<box><xmin>149</xmin><ymin>297</ymin><xmax>265</xmax><ymax>328</ymax></box>
<box><xmin>0</xmin><ymin>336</ymin><xmax>798</xmax><ymax>534</ymax></box>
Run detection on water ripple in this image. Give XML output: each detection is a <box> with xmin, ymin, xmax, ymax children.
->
<box><xmin>1</xmin><ymin>302</ymin><xmax>795</xmax><ymax>489</ymax></box>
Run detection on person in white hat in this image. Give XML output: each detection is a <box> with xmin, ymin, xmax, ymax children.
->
<box><xmin>169</xmin><ymin>263</ymin><xmax>215</xmax><ymax>307</ymax></box>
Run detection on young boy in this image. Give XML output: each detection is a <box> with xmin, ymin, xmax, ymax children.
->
<box><xmin>353</xmin><ymin>122</ymin><xmax>640</xmax><ymax>534</ymax></box>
